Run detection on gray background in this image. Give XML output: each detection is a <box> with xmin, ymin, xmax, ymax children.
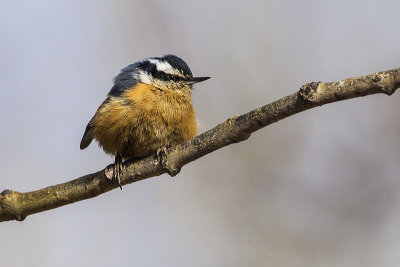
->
<box><xmin>1</xmin><ymin>0</ymin><xmax>400</xmax><ymax>266</ymax></box>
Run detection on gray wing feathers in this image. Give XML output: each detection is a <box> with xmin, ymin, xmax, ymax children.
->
<box><xmin>80</xmin><ymin>123</ymin><xmax>94</xmax><ymax>150</ymax></box>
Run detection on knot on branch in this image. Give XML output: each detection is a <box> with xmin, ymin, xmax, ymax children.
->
<box><xmin>372</xmin><ymin>73</ymin><xmax>397</xmax><ymax>96</ymax></box>
<box><xmin>163</xmin><ymin>162</ymin><xmax>181</xmax><ymax>177</ymax></box>
<box><xmin>0</xmin><ymin>190</ymin><xmax>26</xmax><ymax>221</ymax></box>
<box><xmin>299</xmin><ymin>82</ymin><xmax>321</xmax><ymax>102</ymax></box>
<box><xmin>1</xmin><ymin>189</ymin><xmax>14</xmax><ymax>198</ymax></box>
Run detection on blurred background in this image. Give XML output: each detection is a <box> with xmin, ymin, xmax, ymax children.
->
<box><xmin>1</xmin><ymin>0</ymin><xmax>400</xmax><ymax>266</ymax></box>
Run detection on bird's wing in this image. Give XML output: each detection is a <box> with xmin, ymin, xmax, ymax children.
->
<box><xmin>80</xmin><ymin>121</ymin><xmax>94</xmax><ymax>150</ymax></box>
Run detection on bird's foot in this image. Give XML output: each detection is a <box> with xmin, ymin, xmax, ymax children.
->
<box><xmin>156</xmin><ymin>147</ymin><xmax>180</xmax><ymax>176</ymax></box>
<box><xmin>156</xmin><ymin>147</ymin><xmax>168</xmax><ymax>161</ymax></box>
<box><xmin>156</xmin><ymin>147</ymin><xmax>168</xmax><ymax>170</ymax></box>
<box><xmin>114</xmin><ymin>154</ymin><xmax>123</xmax><ymax>190</ymax></box>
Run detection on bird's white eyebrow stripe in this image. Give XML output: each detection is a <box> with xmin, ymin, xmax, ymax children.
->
<box><xmin>148</xmin><ymin>58</ymin><xmax>182</xmax><ymax>76</ymax></box>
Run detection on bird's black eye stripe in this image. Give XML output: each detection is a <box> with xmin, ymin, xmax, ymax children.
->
<box><xmin>169</xmin><ymin>74</ymin><xmax>181</xmax><ymax>81</ymax></box>
<box><xmin>156</xmin><ymin>72</ymin><xmax>183</xmax><ymax>82</ymax></box>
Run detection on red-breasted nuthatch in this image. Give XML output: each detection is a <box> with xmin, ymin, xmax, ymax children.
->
<box><xmin>80</xmin><ymin>54</ymin><xmax>210</xmax><ymax>186</ymax></box>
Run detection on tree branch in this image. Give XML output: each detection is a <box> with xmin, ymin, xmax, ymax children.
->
<box><xmin>1</xmin><ymin>68</ymin><xmax>399</xmax><ymax>222</ymax></box>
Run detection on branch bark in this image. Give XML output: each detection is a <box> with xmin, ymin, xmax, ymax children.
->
<box><xmin>1</xmin><ymin>68</ymin><xmax>399</xmax><ymax>222</ymax></box>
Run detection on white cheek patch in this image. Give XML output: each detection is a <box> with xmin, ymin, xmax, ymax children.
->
<box><xmin>134</xmin><ymin>70</ymin><xmax>168</xmax><ymax>89</ymax></box>
<box><xmin>134</xmin><ymin>70</ymin><xmax>153</xmax><ymax>84</ymax></box>
<box><xmin>148</xmin><ymin>58</ymin><xmax>182</xmax><ymax>76</ymax></box>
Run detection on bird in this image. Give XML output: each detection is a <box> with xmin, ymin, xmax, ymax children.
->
<box><xmin>80</xmin><ymin>54</ymin><xmax>210</xmax><ymax>188</ymax></box>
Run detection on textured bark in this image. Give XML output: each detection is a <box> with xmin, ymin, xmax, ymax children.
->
<box><xmin>1</xmin><ymin>67</ymin><xmax>399</xmax><ymax>222</ymax></box>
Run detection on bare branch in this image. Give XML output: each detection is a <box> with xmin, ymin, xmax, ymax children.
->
<box><xmin>1</xmin><ymin>67</ymin><xmax>399</xmax><ymax>222</ymax></box>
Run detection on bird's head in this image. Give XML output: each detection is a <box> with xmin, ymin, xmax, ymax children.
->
<box><xmin>132</xmin><ymin>54</ymin><xmax>210</xmax><ymax>92</ymax></box>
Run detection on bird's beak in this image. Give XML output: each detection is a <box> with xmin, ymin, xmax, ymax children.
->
<box><xmin>185</xmin><ymin>76</ymin><xmax>211</xmax><ymax>85</ymax></box>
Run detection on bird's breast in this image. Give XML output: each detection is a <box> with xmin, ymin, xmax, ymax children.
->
<box><xmin>92</xmin><ymin>83</ymin><xmax>198</xmax><ymax>158</ymax></box>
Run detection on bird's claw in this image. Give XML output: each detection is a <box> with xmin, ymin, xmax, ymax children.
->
<box><xmin>156</xmin><ymin>147</ymin><xmax>169</xmax><ymax>170</ymax></box>
<box><xmin>156</xmin><ymin>147</ymin><xmax>168</xmax><ymax>161</ymax></box>
<box><xmin>114</xmin><ymin>154</ymin><xmax>123</xmax><ymax>190</ymax></box>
